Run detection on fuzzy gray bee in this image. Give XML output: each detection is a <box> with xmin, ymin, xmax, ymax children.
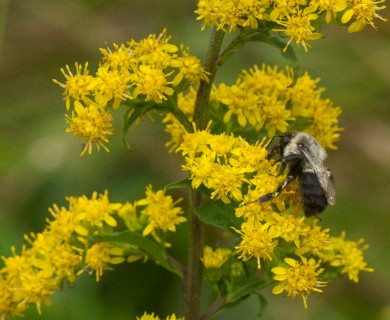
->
<box><xmin>253</xmin><ymin>132</ymin><xmax>336</xmax><ymax>217</ymax></box>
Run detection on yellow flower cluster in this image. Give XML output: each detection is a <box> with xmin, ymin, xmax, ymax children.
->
<box><xmin>195</xmin><ymin>0</ymin><xmax>387</xmax><ymax>50</ymax></box>
<box><xmin>201</xmin><ymin>246</ymin><xmax>243</xmax><ymax>294</ymax></box>
<box><xmin>54</xmin><ymin>30</ymin><xmax>207</xmax><ymax>155</ymax></box>
<box><xmin>137</xmin><ymin>312</ymin><xmax>184</xmax><ymax>320</ymax></box>
<box><xmin>236</xmin><ymin>207</ymin><xmax>373</xmax><ymax>307</ymax></box>
<box><xmin>322</xmin><ymin>231</ymin><xmax>374</xmax><ymax>282</ymax></box>
<box><xmin>272</xmin><ymin>257</ymin><xmax>327</xmax><ymax>309</ymax></box>
<box><xmin>0</xmin><ymin>187</ymin><xmax>185</xmax><ymax>318</ymax></box>
<box><xmin>137</xmin><ymin>185</ymin><xmax>186</xmax><ymax>245</ymax></box>
<box><xmin>178</xmin><ymin>126</ymin><xmax>274</xmax><ymax>204</ymax></box>
<box><xmin>201</xmin><ymin>246</ymin><xmax>233</xmax><ymax>269</ymax></box>
<box><xmin>164</xmin><ymin>65</ymin><xmax>342</xmax><ymax>153</ymax></box>
<box><xmin>176</xmin><ymin>124</ymin><xmax>372</xmax><ymax>307</ymax></box>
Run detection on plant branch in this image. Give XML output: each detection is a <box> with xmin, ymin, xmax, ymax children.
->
<box><xmin>184</xmin><ymin>27</ymin><xmax>225</xmax><ymax>320</ymax></box>
<box><xmin>193</xmin><ymin>28</ymin><xmax>225</xmax><ymax>130</ymax></box>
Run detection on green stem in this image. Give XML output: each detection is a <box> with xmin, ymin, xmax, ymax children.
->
<box><xmin>193</xmin><ymin>28</ymin><xmax>225</xmax><ymax>130</ymax></box>
<box><xmin>184</xmin><ymin>27</ymin><xmax>225</xmax><ymax>320</ymax></box>
<box><xmin>184</xmin><ymin>191</ymin><xmax>204</xmax><ymax>320</ymax></box>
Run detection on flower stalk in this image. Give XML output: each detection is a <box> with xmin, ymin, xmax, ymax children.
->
<box><xmin>184</xmin><ymin>27</ymin><xmax>225</xmax><ymax>320</ymax></box>
<box><xmin>193</xmin><ymin>27</ymin><xmax>225</xmax><ymax>130</ymax></box>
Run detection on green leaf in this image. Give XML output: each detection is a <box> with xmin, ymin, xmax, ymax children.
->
<box><xmin>226</xmin><ymin>277</ymin><xmax>265</xmax><ymax>303</ymax></box>
<box><xmin>219</xmin><ymin>30</ymin><xmax>301</xmax><ymax>86</ymax></box>
<box><xmin>203</xmin><ymin>277</ymin><xmax>267</xmax><ymax>319</ymax></box>
<box><xmin>122</xmin><ymin>94</ymin><xmax>192</xmax><ymax>149</ymax></box>
<box><xmin>122</xmin><ymin>102</ymin><xmax>155</xmax><ymax>150</ymax></box>
<box><xmin>255</xmin><ymin>292</ymin><xmax>268</xmax><ymax>318</ymax></box>
<box><xmin>193</xmin><ymin>200</ymin><xmax>244</xmax><ymax>232</ymax></box>
<box><xmin>89</xmin><ymin>231</ymin><xmax>183</xmax><ymax>278</ymax></box>
<box><xmin>245</xmin><ymin>32</ymin><xmax>301</xmax><ymax>83</ymax></box>
<box><xmin>165</xmin><ymin>178</ymin><xmax>192</xmax><ymax>190</ymax></box>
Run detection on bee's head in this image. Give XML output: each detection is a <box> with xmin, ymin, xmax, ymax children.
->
<box><xmin>266</xmin><ymin>132</ymin><xmax>296</xmax><ymax>160</ymax></box>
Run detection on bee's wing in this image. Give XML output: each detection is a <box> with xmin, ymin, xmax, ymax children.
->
<box><xmin>299</xmin><ymin>145</ymin><xmax>336</xmax><ymax>205</ymax></box>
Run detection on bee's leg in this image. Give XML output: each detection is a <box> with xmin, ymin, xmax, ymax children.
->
<box><xmin>258</xmin><ymin>174</ymin><xmax>296</xmax><ymax>202</ymax></box>
<box><xmin>278</xmin><ymin>161</ymin><xmax>287</xmax><ymax>175</ymax></box>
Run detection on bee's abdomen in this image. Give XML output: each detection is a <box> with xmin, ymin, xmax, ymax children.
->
<box><xmin>299</xmin><ymin>171</ymin><xmax>328</xmax><ymax>217</ymax></box>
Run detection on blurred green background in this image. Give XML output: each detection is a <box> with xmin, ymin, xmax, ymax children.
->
<box><xmin>0</xmin><ymin>1</ymin><xmax>389</xmax><ymax>319</ymax></box>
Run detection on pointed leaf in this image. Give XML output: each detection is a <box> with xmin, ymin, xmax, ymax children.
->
<box><xmin>165</xmin><ymin>178</ymin><xmax>192</xmax><ymax>190</ymax></box>
<box><xmin>202</xmin><ymin>277</ymin><xmax>267</xmax><ymax>319</ymax></box>
<box><xmin>244</xmin><ymin>32</ymin><xmax>301</xmax><ymax>85</ymax></box>
<box><xmin>193</xmin><ymin>200</ymin><xmax>244</xmax><ymax>231</ymax></box>
<box><xmin>89</xmin><ymin>231</ymin><xmax>183</xmax><ymax>278</ymax></box>
<box><xmin>226</xmin><ymin>277</ymin><xmax>265</xmax><ymax>303</ymax></box>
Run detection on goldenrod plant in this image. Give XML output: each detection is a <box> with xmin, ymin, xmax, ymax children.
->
<box><xmin>0</xmin><ymin>0</ymin><xmax>386</xmax><ymax>319</ymax></box>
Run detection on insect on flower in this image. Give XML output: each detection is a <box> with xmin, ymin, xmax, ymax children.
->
<box><xmin>248</xmin><ymin>132</ymin><xmax>336</xmax><ymax>217</ymax></box>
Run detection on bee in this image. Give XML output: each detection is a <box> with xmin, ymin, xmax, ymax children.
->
<box><xmin>250</xmin><ymin>132</ymin><xmax>336</xmax><ymax>217</ymax></box>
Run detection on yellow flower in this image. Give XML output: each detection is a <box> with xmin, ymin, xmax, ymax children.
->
<box><xmin>275</xmin><ymin>11</ymin><xmax>322</xmax><ymax>52</ymax></box>
<box><xmin>288</xmin><ymin>73</ymin><xmax>324</xmax><ymax>118</ymax></box>
<box><xmin>309</xmin><ymin>0</ymin><xmax>348</xmax><ymax>23</ymax></box>
<box><xmin>52</xmin><ymin>62</ymin><xmax>95</xmax><ymax>111</ymax></box>
<box><xmin>235</xmin><ymin>222</ymin><xmax>279</xmax><ymax>269</ymax></box>
<box><xmin>176</xmin><ymin>125</ymin><xmax>213</xmax><ymax>160</ymax></box>
<box><xmin>325</xmin><ymin>232</ymin><xmax>374</xmax><ymax>282</ymax></box>
<box><xmin>288</xmin><ymin>72</ymin><xmax>343</xmax><ymax>149</ymax></box>
<box><xmin>137</xmin><ymin>312</ymin><xmax>160</xmax><ymax>320</ymax></box>
<box><xmin>100</xmin><ymin>43</ymin><xmax>134</xmax><ymax>70</ymax></box>
<box><xmin>1</xmin><ymin>246</ymin><xmax>60</xmax><ymax>315</ymax></box>
<box><xmin>271</xmin><ymin>213</ymin><xmax>310</xmax><ymax>249</ymax></box>
<box><xmin>16</xmin><ymin>269</ymin><xmax>60</xmax><ymax>314</ymax></box>
<box><xmin>84</xmin><ymin>243</ymin><xmax>125</xmax><ymax>282</ymax></box>
<box><xmin>206</xmin><ymin>163</ymin><xmax>244</xmax><ymax>203</ymax></box>
<box><xmin>117</xmin><ymin>201</ymin><xmax>146</xmax><ymax>232</ymax></box>
<box><xmin>93</xmin><ymin>65</ymin><xmax>131</xmax><ymax>109</ymax></box>
<box><xmin>137</xmin><ymin>312</ymin><xmax>184</xmax><ymax>320</ymax></box>
<box><xmin>163</xmin><ymin>113</ymin><xmax>187</xmax><ymax>152</ymax></box>
<box><xmin>65</xmin><ymin>101</ymin><xmax>114</xmax><ymax>156</ymax></box>
<box><xmin>0</xmin><ymin>277</ymin><xmax>27</xmax><ymax>319</ymax></box>
<box><xmin>195</xmin><ymin>0</ymin><xmax>270</xmax><ymax>32</ymax></box>
<box><xmin>67</xmin><ymin>190</ymin><xmax>121</xmax><ymax>236</ymax></box>
<box><xmin>229</xmin><ymin>137</ymin><xmax>268</xmax><ymax>173</ymax></box>
<box><xmin>245</xmin><ymin>169</ymin><xmax>287</xmax><ymax>213</ymax></box>
<box><xmin>306</xmin><ymin>99</ymin><xmax>343</xmax><ymax>150</ymax></box>
<box><xmin>296</xmin><ymin>223</ymin><xmax>331</xmax><ymax>256</ymax></box>
<box><xmin>263</xmin><ymin>98</ymin><xmax>293</xmax><ymax>137</ymax></box>
<box><xmin>47</xmin><ymin>204</ymin><xmax>78</xmax><ymax>242</ymax></box>
<box><xmin>216</xmin><ymin>82</ymin><xmax>260</xmax><ymax>128</ymax></box>
<box><xmin>138</xmin><ymin>185</ymin><xmax>186</xmax><ymax>238</ymax></box>
<box><xmin>271</xmin><ymin>257</ymin><xmax>327</xmax><ymax>309</ymax></box>
<box><xmin>201</xmin><ymin>246</ymin><xmax>232</xmax><ymax>269</ymax></box>
<box><xmin>130</xmin><ymin>29</ymin><xmax>178</xmax><ymax>69</ymax></box>
<box><xmin>342</xmin><ymin>0</ymin><xmax>387</xmax><ymax>32</ymax></box>
<box><xmin>214</xmin><ymin>65</ymin><xmax>295</xmax><ymax>133</ymax></box>
<box><xmin>131</xmin><ymin>64</ymin><xmax>174</xmax><ymax>103</ymax></box>
<box><xmin>163</xmin><ymin>88</ymin><xmax>196</xmax><ymax>152</ymax></box>
<box><xmin>171</xmin><ymin>45</ymin><xmax>208</xmax><ymax>85</ymax></box>
<box><xmin>165</xmin><ymin>314</ymin><xmax>185</xmax><ymax>320</ymax></box>
<box><xmin>26</xmin><ymin>231</ymin><xmax>81</xmax><ymax>283</ymax></box>
<box><xmin>183</xmin><ymin>153</ymin><xmax>215</xmax><ymax>189</ymax></box>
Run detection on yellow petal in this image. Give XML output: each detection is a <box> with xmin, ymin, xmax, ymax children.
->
<box><xmin>271</xmin><ymin>267</ymin><xmax>287</xmax><ymax>274</ymax></box>
<box><xmin>272</xmin><ymin>284</ymin><xmax>285</xmax><ymax>294</ymax></box>
<box><xmin>105</xmin><ymin>215</ymin><xmax>117</xmax><ymax>227</ymax></box>
<box><xmin>274</xmin><ymin>274</ymin><xmax>288</xmax><ymax>281</ymax></box>
<box><xmin>341</xmin><ymin>9</ymin><xmax>354</xmax><ymax>24</ymax></box>
<box><xmin>110</xmin><ymin>257</ymin><xmax>125</xmax><ymax>264</ymax></box>
<box><xmin>284</xmin><ymin>257</ymin><xmax>298</xmax><ymax>267</ymax></box>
